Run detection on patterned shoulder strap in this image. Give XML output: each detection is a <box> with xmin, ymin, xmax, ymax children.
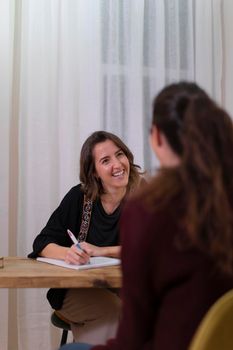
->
<box><xmin>77</xmin><ymin>196</ymin><xmax>93</xmax><ymax>242</ymax></box>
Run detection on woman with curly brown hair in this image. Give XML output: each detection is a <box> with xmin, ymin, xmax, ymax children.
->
<box><xmin>60</xmin><ymin>82</ymin><xmax>233</xmax><ymax>350</ymax></box>
<box><xmin>28</xmin><ymin>130</ymin><xmax>143</xmax><ymax>345</ymax></box>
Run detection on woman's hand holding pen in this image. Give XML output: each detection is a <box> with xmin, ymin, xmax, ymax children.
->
<box><xmin>65</xmin><ymin>229</ymin><xmax>90</xmax><ymax>265</ymax></box>
<box><xmin>64</xmin><ymin>244</ymin><xmax>90</xmax><ymax>265</ymax></box>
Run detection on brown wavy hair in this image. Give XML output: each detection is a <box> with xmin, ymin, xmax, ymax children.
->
<box><xmin>143</xmin><ymin>82</ymin><xmax>233</xmax><ymax>274</ymax></box>
<box><xmin>80</xmin><ymin>131</ymin><xmax>142</xmax><ymax>200</ymax></box>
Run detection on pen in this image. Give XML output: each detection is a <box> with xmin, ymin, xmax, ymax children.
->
<box><xmin>67</xmin><ymin>229</ymin><xmax>83</xmax><ymax>251</ymax></box>
<box><xmin>67</xmin><ymin>229</ymin><xmax>90</xmax><ymax>264</ymax></box>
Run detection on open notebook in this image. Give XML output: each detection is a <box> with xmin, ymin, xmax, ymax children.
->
<box><xmin>36</xmin><ymin>256</ymin><xmax>121</xmax><ymax>270</ymax></box>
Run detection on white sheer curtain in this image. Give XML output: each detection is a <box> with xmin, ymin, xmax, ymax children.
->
<box><xmin>0</xmin><ymin>1</ymin><xmax>232</xmax><ymax>349</ymax></box>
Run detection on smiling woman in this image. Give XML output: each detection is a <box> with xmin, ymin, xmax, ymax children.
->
<box><xmin>28</xmin><ymin>130</ymin><xmax>143</xmax><ymax>345</ymax></box>
<box><xmin>93</xmin><ymin>140</ymin><xmax>130</xmax><ymax>213</ymax></box>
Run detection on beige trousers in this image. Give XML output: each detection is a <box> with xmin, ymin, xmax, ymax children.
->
<box><xmin>58</xmin><ymin>288</ymin><xmax>121</xmax><ymax>345</ymax></box>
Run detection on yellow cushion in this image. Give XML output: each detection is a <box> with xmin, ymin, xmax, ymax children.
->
<box><xmin>189</xmin><ymin>289</ymin><xmax>233</xmax><ymax>350</ymax></box>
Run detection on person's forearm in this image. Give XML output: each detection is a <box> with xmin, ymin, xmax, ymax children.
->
<box><xmin>40</xmin><ymin>243</ymin><xmax>69</xmax><ymax>260</ymax></box>
<box><xmin>99</xmin><ymin>245</ymin><xmax>121</xmax><ymax>258</ymax></box>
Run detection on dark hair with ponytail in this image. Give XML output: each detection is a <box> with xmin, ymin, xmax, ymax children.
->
<box><xmin>143</xmin><ymin>82</ymin><xmax>233</xmax><ymax>274</ymax></box>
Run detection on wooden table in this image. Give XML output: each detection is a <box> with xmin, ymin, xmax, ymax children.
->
<box><xmin>0</xmin><ymin>257</ymin><xmax>122</xmax><ymax>288</ymax></box>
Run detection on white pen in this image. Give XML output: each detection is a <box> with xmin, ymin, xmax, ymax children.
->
<box><xmin>67</xmin><ymin>229</ymin><xmax>83</xmax><ymax>251</ymax></box>
<box><xmin>67</xmin><ymin>229</ymin><xmax>90</xmax><ymax>264</ymax></box>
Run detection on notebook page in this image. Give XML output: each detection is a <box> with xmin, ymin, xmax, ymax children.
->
<box><xmin>36</xmin><ymin>256</ymin><xmax>120</xmax><ymax>270</ymax></box>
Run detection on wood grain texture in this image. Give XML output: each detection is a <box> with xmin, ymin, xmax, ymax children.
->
<box><xmin>0</xmin><ymin>257</ymin><xmax>122</xmax><ymax>288</ymax></box>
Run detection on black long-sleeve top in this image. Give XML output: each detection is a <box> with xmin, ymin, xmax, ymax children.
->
<box><xmin>28</xmin><ymin>184</ymin><xmax>120</xmax><ymax>259</ymax></box>
<box><xmin>28</xmin><ymin>184</ymin><xmax>121</xmax><ymax>309</ymax></box>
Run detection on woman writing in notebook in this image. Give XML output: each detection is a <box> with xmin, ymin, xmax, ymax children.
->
<box><xmin>28</xmin><ymin>130</ymin><xmax>143</xmax><ymax>344</ymax></box>
<box><xmin>60</xmin><ymin>82</ymin><xmax>233</xmax><ymax>350</ymax></box>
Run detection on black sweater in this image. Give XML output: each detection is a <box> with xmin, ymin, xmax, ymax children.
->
<box><xmin>28</xmin><ymin>184</ymin><xmax>121</xmax><ymax>308</ymax></box>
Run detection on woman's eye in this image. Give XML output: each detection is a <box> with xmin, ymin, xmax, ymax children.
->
<box><xmin>102</xmin><ymin>159</ymin><xmax>109</xmax><ymax>164</ymax></box>
<box><xmin>117</xmin><ymin>151</ymin><xmax>124</xmax><ymax>157</ymax></box>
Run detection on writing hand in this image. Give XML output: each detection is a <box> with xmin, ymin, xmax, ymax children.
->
<box><xmin>64</xmin><ymin>244</ymin><xmax>90</xmax><ymax>265</ymax></box>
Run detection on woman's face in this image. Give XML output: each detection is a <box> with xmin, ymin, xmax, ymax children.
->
<box><xmin>93</xmin><ymin>139</ymin><xmax>130</xmax><ymax>193</ymax></box>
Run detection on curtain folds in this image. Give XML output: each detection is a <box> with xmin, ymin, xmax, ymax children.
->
<box><xmin>0</xmin><ymin>1</ymin><xmax>232</xmax><ymax>349</ymax></box>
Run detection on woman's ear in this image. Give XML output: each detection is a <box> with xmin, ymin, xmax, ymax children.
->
<box><xmin>150</xmin><ymin>125</ymin><xmax>181</xmax><ymax>167</ymax></box>
<box><xmin>150</xmin><ymin>125</ymin><xmax>162</xmax><ymax>153</ymax></box>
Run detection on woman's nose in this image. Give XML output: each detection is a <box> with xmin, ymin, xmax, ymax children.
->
<box><xmin>112</xmin><ymin>157</ymin><xmax>121</xmax><ymax>168</ymax></box>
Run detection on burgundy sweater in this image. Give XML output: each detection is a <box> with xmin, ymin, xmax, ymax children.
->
<box><xmin>92</xmin><ymin>197</ymin><xmax>233</xmax><ymax>350</ymax></box>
